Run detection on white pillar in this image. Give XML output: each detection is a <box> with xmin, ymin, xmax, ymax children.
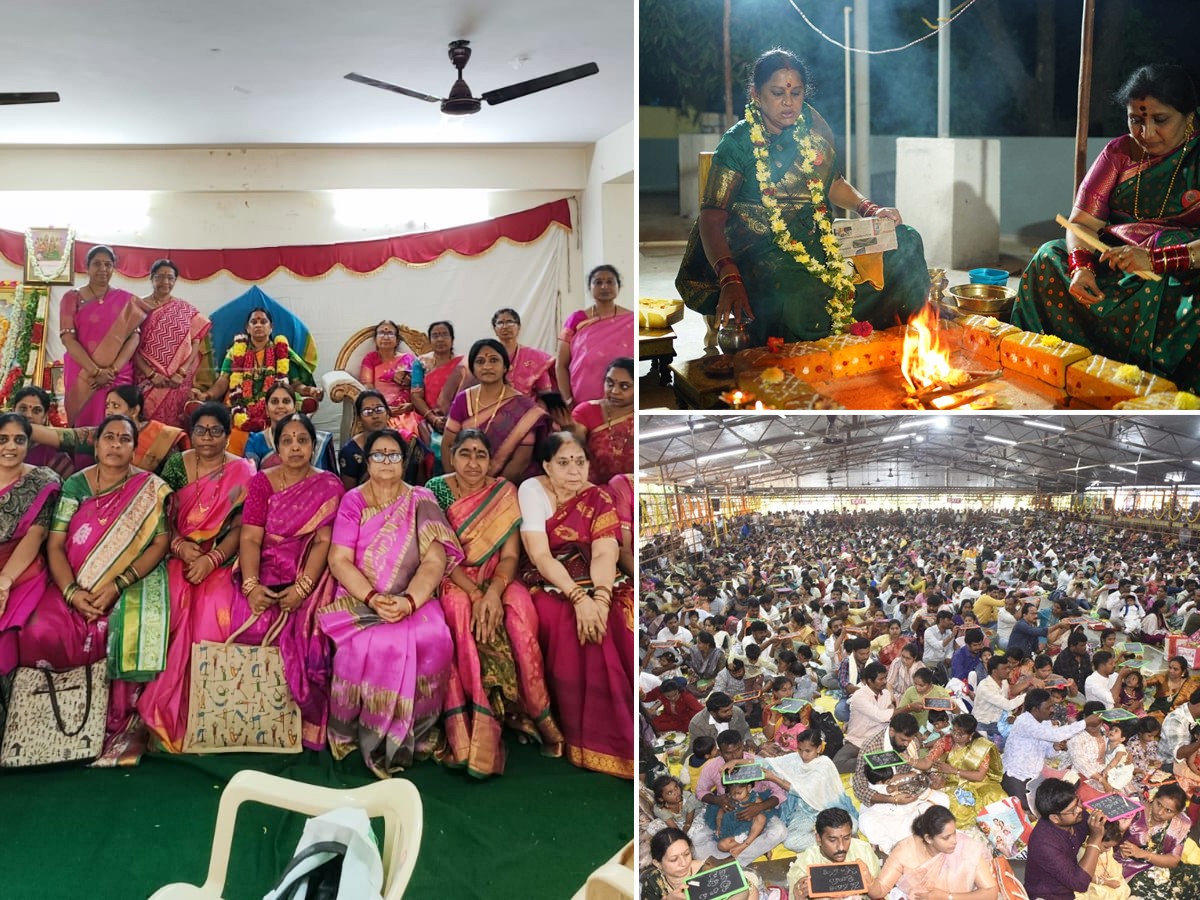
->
<box><xmin>937</xmin><ymin>0</ymin><xmax>950</xmax><ymax>139</ymax></box>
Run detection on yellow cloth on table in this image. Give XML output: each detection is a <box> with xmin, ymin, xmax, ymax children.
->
<box><xmin>851</xmin><ymin>253</ymin><xmax>885</xmax><ymax>291</ymax></box>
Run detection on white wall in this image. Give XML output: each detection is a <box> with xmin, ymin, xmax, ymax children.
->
<box><xmin>581</xmin><ymin>120</ymin><xmax>635</xmax><ymax>297</ymax></box>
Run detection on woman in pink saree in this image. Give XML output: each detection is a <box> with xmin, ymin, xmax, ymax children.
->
<box><xmin>870</xmin><ymin>806</ymin><xmax>998</xmax><ymax>900</ymax></box>
<box><xmin>0</xmin><ymin>413</ymin><xmax>61</xmax><ymax>674</ymax></box>
<box><xmin>518</xmin><ymin>432</ymin><xmax>634</xmax><ymax>779</ymax></box>
<box><xmin>608</xmin><ymin>471</ymin><xmax>634</xmax><ymax>577</ymax></box>
<box><xmin>138</xmin><ymin>402</ymin><xmax>256</xmax><ymax>751</ymax></box>
<box><xmin>135</xmin><ymin>259</ymin><xmax>211</xmax><ymax>428</ymax></box>
<box><xmin>429</xmin><ymin>429</ymin><xmax>563</xmax><ymax>778</ymax></box>
<box><xmin>60</xmin><ymin>246</ymin><xmax>146</xmax><ymax>427</ymax></box>
<box><xmin>222</xmin><ymin>413</ymin><xmax>343</xmax><ymax>750</ymax></box>
<box><xmin>571</xmin><ymin>357</ymin><xmax>634</xmax><ymax>484</ymax></box>
<box><xmin>491</xmin><ymin>307</ymin><xmax>556</xmax><ymax>398</ymax></box>
<box><xmin>441</xmin><ymin>339</ymin><xmax>551</xmax><ymax>485</ymax></box>
<box><xmin>556</xmin><ymin>265</ymin><xmax>634</xmax><ymax>410</ymax></box>
<box><xmin>358</xmin><ymin>319</ymin><xmax>422</xmax><ymax>440</ymax></box>
<box><xmin>321</xmin><ymin>428</ymin><xmax>467</xmax><ymax>777</ymax></box>
<box><xmin>411</xmin><ymin>320</ymin><xmax>468</xmax><ymax>481</ymax></box>
<box><xmin>18</xmin><ymin>414</ymin><xmax>171</xmax><ymax>761</ymax></box>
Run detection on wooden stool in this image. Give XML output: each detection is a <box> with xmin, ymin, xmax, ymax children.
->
<box><xmin>639</xmin><ymin>327</ymin><xmax>676</xmax><ymax>385</ymax></box>
<box><xmin>670</xmin><ymin>356</ymin><xmax>733</xmax><ymax>409</ymax></box>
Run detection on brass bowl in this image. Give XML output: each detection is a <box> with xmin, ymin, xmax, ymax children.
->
<box><xmin>948</xmin><ymin>283</ymin><xmax>1016</xmax><ymax>314</ymax></box>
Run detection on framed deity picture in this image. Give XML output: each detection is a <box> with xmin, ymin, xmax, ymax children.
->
<box><xmin>23</xmin><ymin>227</ymin><xmax>75</xmax><ymax>284</ymax></box>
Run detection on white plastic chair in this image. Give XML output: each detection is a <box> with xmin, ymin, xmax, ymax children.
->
<box><xmin>570</xmin><ymin>841</ymin><xmax>634</xmax><ymax>900</ymax></box>
<box><xmin>149</xmin><ymin>769</ymin><xmax>423</xmax><ymax>900</ymax></box>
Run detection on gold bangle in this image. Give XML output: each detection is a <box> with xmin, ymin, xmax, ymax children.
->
<box><xmin>242</xmin><ymin>576</ymin><xmax>261</xmax><ymax>592</ymax></box>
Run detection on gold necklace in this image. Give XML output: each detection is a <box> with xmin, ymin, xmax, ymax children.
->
<box><xmin>1134</xmin><ymin>128</ymin><xmax>1191</xmax><ymax>219</ymax></box>
<box><xmin>474</xmin><ymin>384</ymin><xmax>507</xmax><ymax>432</ymax></box>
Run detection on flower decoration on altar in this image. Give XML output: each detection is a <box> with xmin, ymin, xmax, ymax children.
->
<box><xmin>227</xmin><ymin>332</ymin><xmax>293</xmax><ymax>432</ymax></box>
<box><xmin>1038</xmin><ymin>334</ymin><xmax>1064</xmax><ymax>349</ymax></box>
<box><xmin>1174</xmin><ymin>392</ymin><xmax>1200</xmax><ymax>410</ymax></box>
<box><xmin>1114</xmin><ymin>363</ymin><xmax>1142</xmax><ymax>385</ymax></box>
<box><xmin>848</xmin><ymin>321</ymin><xmax>873</xmax><ymax>337</ymax></box>
<box><xmin>766</xmin><ymin>336</ymin><xmax>785</xmax><ymax>354</ymax></box>
<box><xmin>760</xmin><ymin>366</ymin><xmax>785</xmax><ymax>384</ymax></box>
<box><xmin>745</xmin><ymin>101</ymin><xmax>857</xmax><ymax>336</ymax></box>
<box><xmin>981</xmin><ymin>317</ymin><xmax>1001</xmax><ymax>329</ymax></box>
<box><xmin>0</xmin><ymin>282</ymin><xmax>44</xmax><ymax>407</ymax></box>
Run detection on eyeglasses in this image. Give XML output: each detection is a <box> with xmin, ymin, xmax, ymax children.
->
<box><xmin>191</xmin><ymin>425</ymin><xmax>228</xmax><ymax>438</ymax></box>
<box><xmin>368</xmin><ymin>451</ymin><xmax>405</xmax><ymax>464</ymax></box>
<box><xmin>494</xmin><ymin>319</ymin><xmax>519</xmax><ymax>327</ymax></box>
<box><xmin>359</xmin><ymin>406</ymin><xmax>387</xmax><ymax>416</ymax></box>
<box><xmin>375</xmin><ymin>330</ymin><xmax>397</xmax><ymax>338</ymax></box>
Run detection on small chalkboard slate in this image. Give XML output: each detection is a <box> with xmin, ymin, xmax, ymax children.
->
<box><xmin>1083</xmin><ymin>792</ymin><xmax>1144</xmax><ymax>821</ymax></box>
<box><xmin>732</xmin><ymin>691</ymin><xmax>760</xmax><ymax>704</ymax></box>
<box><xmin>808</xmin><ymin>862</ymin><xmax>868</xmax><ymax>898</ymax></box>
<box><xmin>722</xmin><ymin>762</ymin><xmax>765</xmax><ymax>784</ymax></box>
<box><xmin>1099</xmin><ymin>708</ymin><xmax>1137</xmax><ymax>723</ymax></box>
<box><xmin>772</xmin><ymin>697</ymin><xmax>810</xmax><ymax>715</ymax></box>
<box><xmin>1118</xmin><ymin>642</ymin><xmax>1145</xmax><ymax>656</ymax></box>
<box><xmin>1121</xmin><ymin>660</ymin><xmax>1145</xmax><ymax>669</ymax></box>
<box><xmin>863</xmin><ymin>749</ymin><xmax>905</xmax><ymax>770</ymax></box>
<box><xmin>686</xmin><ymin>860</ymin><xmax>748</xmax><ymax>900</ymax></box>
<box><xmin>923</xmin><ymin>697</ymin><xmax>954</xmax><ymax>711</ymax></box>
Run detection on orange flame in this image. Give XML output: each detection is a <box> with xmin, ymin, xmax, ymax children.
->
<box><xmin>900</xmin><ymin>303</ymin><xmax>968</xmax><ymax>392</ymax></box>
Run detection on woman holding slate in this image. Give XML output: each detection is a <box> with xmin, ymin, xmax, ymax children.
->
<box><xmin>640</xmin><ymin>827</ymin><xmax>759</xmax><ymax>900</ymax></box>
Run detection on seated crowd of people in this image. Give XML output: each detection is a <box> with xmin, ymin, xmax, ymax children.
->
<box><xmin>0</xmin><ymin>250</ymin><xmax>636</xmax><ymax>780</ymax></box>
<box><xmin>639</xmin><ymin>507</ymin><xmax>1200</xmax><ymax>900</ymax></box>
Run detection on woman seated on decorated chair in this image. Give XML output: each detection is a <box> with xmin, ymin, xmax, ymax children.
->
<box><xmin>195</xmin><ymin>307</ymin><xmax>324</xmax><ymax>435</ymax></box>
<box><xmin>358</xmin><ymin>319</ymin><xmax>422</xmax><ymax>441</ymax></box>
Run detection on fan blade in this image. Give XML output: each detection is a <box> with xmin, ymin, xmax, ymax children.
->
<box><xmin>481</xmin><ymin>62</ymin><xmax>598</xmax><ymax>106</ymax></box>
<box><xmin>344</xmin><ymin>73</ymin><xmax>441</xmax><ymax>104</ymax></box>
<box><xmin>0</xmin><ymin>92</ymin><xmax>60</xmax><ymax>106</ymax></box>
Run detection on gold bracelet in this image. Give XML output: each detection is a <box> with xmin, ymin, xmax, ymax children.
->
<box><xmin>242</xmin><ymin>576</ymin><xmax>261</xmax><ymax>592</ymax></box>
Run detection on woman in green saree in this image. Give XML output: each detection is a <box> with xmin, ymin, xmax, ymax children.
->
<box><xmin>677</xmin><ymin>48</ymin><xmax>928</xmax><ymax>345</ymax></box>
<box><xmin>931</xmin><ymin>713</ymin><xmax>1007</xmax><ymax>831</ymax></box>
<box><xmin>1013</xmin><ymin>64</ymin><xmax>1200</xmax><ymax>392</ymax></box>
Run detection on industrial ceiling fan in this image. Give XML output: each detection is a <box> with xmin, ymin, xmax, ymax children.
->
<box><xmin>0</xmin><ymin>92</ymin><xmax>59</xmax><ymax>106</ymax></box>
<box><xmin>345</xmin><ymin>40</ymin><xmax>598</xmax><ymax>116</ymax></box>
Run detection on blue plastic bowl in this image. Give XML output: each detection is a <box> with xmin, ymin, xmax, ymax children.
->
<box><xmin>969</xmin><ymin>267</ymin><xmax>1009</xmax><ymax>285</ymax></box>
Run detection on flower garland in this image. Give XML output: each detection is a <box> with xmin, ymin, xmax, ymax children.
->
<box><xmin>228</xmin><ymin>333</ymin><xmax>291</xmax><ymax>432</ymax></box>
<box><xmin>0</xmin><ymin>282</ymin><xmax>42</xmax><ymax>407</ymax></box>
<box><xmin>745</xmin><ymin>101</ymin><xmax>857</xmax><ymax>335</ymax></box>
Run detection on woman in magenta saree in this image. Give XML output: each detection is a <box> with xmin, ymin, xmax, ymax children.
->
<box><xmin>411</xmin><ymin>320</ymin><xmax>468</xmax><ymax>481</ymax></box>
<box><xmin>556</xmin><ymin>265</ymin><xmax>634</xmax><ymax>409</ymax></box>
<box><xmin>442</xmin><ymin>339</ymin><xmax>550</xmax><ymax>485</ymax></box>
<box><xmin>321</xmin><ymin>428</ymin><xmax>467</xmax><ymax>777</ymax></box>
<box><xmin>429</xmin><ymin>429</ymin><xmax>563</xmax><ymax>778</ymax></box>
<box><xmin>220</xmin><ymin>414</ymin><xmax>343</xmax><ymax>750</ymax></box>
<box><xmin>18</xmin><ymin>415</ymin><xmax>171</xmax><ymax>760</ymax></box>
<box><xmin>571</xmin><ymin>358</ymin><xmax>634</xmax><ymax>484</ymax></box>
<box><xmin>1013</xmin><ymin>65</ymin><xmax>1200</xmax><ymax>391</ymax></box>
<box><xmin>518</xmin><ymin>432</ymin><xmax>634</xmax><ymax>779</ymax></box>
<box><xmin>491</xmin><ymin>307</ymin><xmax>556</xmax><ymax>398</ymax></box>
<box><xmin>60</xmin><ymin>246</ymin><xmax>147</xmax><ymax>427</ymax></box>
<box><xmin>138</xmin><ymin>403</ymin><xmax>256</xmax><ymax>751</ymax></box>
<box><xmin>136</xmin><ymin>259</ymin><xmax>211</xmax><ymax>428</ymax></box>
<box><xmin>0</xmin><ymin>414</ymin><xmax>61</xmax><ymax>674</ymax></box>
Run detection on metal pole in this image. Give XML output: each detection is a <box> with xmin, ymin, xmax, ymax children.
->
<box><xmin>1074</xmin><ymin>0</ymin><xmax>1097</xmax><ymax>188</ymax></box>
<box><xmin>844</xmin><ymin>6</ymin><xmax>853</xmax><ymax>192</ymax></box>
<box><xmin>853</xmin><ymin>0</ymin><xmax>871</xmax><ymax>197</ymax></box>
<box><xmin>937</xmin><ymin>0</ymin><xmax>950</xmax><ymax>138</ymax></box>
<box><xmin>723</xmin><ymin>0</ymin><xmax>733</xmax><ymax>129</ymax></box>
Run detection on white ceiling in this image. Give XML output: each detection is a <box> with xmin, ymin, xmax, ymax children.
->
<box><xmin>1</xmin><ymin>0</ymin><xmax>633</xmax><ymax>146</ymax></box>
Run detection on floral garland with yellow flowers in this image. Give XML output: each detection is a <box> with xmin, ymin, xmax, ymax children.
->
<box><xmin>745</xmin><ymin>100</ymin><xmax>857</xmax><ymax>335</ymax></box>
<box><xmin>227</xmin><ymin>333</ymin><xmax>291</xmax><ymax>431</ymax></box>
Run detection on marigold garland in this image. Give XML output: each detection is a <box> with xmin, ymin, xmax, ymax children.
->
<box><xmin>745</xmin><ymin>101</ymin><xmax>857</xmax><ymax>335</ymax></box>
<box><xmin>228</xmin><ymin>333</ymin><xmax>293</xmax><ymax>432</ymax></box>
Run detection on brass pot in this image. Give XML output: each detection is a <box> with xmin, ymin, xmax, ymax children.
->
<box><xmin>717</xmin><ymin>322</ymin><xmax>751</xmax><ymax>355</ymax></box>
<box><xmin>948</xmin><ymin>283</ymin><xmax>1016</xmax><ymax>314</ymax></box>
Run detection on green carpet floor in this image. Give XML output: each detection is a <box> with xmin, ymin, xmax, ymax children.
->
<box><xmin>0</xmin><ymin>741</ymin><xmax>631</xmax><ymax>899</ymax></box>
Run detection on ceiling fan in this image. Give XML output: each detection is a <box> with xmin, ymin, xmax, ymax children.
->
<box><xmin>345</xmin><ymin>40</ymin><xmax>598</xmax><ymax>116</ymax></box>
<box><xmin>0</xmin><ymin>92</ymin><xmax>59</xmax><ymax>106</ymax></box>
